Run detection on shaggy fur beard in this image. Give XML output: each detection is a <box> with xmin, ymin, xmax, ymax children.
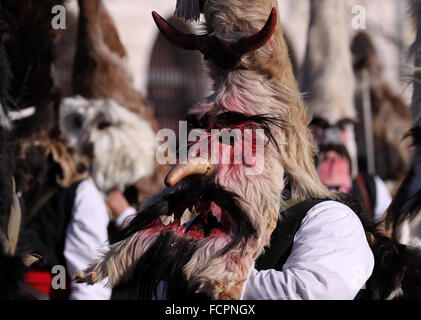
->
<box><xmin>129</xmin><ymin>232</ymin><xmax>201</xmax><ymax>300</ymax></box>
<box><xmin>60</xmin><ymin>96</ymin><xmax>156</xmax><ymax>193</ymax></box>
<box><xmin>77</xmin><ymin>177</ymin><xmax>257</xmax><ymax>300</ymax></box>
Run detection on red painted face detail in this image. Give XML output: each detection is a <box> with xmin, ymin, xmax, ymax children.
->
<box><xmin>188</xmin><ymin>123</ymin><xmax>261</xmax><ymax>170</ymax></box>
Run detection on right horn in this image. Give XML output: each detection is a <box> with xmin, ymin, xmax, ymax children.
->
<box><xmin>234</xmin><ymin>8</ymin><xmax>278</xmax><ymax>55</ymax></box>
<box><xmin>152</xmin><ymin>11</ymin><xmax>198</xmax><ymax>50</ymax></box>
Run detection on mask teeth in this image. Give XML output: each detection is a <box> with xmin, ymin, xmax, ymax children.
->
<box><xmin>174</xmin><ymin>0</ymin><xmax>201</xmax><ymax>21</ymax></box>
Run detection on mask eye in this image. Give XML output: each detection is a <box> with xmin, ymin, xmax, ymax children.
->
<box><xmin>67</xmin><ymin>113</ymin><xmax>83</xmax><ymax>130</ymax></box>
<box><xmin>186</xmin><ymin>113</ymin><xmax>209</xmax><ymax>132</ymax></box>
<box><xmin>95</xmin><ymin>112</ymin><xmax>112</xmax><ymax>130</ymax></box>
<box><xmin>310</xmin><ymin>118</ymin><xmax>330</xmax><ymax>130</ymax></box>
<box><xmin>218</xmin><ymin>129</ymin><xmax>237</xmax><ymax>146</ymax></box>
<box><xmin>97</xmin><ymin>121</ymin><xmax>111</xmax><ymax>130</ymax></box>
<box><xmin>336</xmin><ymin>119</ymin><xmax>355</xmax><ymax>131</ymax></box>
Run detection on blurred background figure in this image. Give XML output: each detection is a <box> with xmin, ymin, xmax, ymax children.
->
<box><xmin>0</xmin><ymin>0</ymin><xmax>112</xmax><ymax>300</ymax></box>
<box><xmin>57</xmin><ymin>0</ymin><xmax>165</xmax><ymax>205</ymax></box>
<box><xmin>300</xmin><ymin>0</ymin><xmax>391</xmax><ymax>223</ymax></box>
<box><xmin>0</xmin><ymin>0</ymin><xmax>26</xmax><ymax>296</ymax></box>
<box><xmin>0</xmin><ymin>0</ymin><xmax>167</xmax><ymax>300</ymax></box>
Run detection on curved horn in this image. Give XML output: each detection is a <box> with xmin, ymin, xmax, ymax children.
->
<box><xmin>235</xmin><ymin>8</ymin><xmax>278</xmax><ymax>54</ymax></box>
<box><xmin>164</xmin><ymin>156</ymin><xmax>215</xmax><ymax>187</ymax></box>
<box><xmin>152</xmin><ymin>11</ymin><xmax>197</xmax><ymax>50</ymax></box>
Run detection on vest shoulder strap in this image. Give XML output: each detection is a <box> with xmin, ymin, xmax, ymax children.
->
<box><xmin>351</xmin><ymin>173</ymin><xmax>377</xmax><ymax>221</ymax></box>
<box><xmin>255</xmin><ymin>198</ymin><xmax>329</xmax><ymax>271</ymax></box>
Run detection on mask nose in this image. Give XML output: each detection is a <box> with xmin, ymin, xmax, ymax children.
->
<box><xmin>164</xmin><ymin>154</ymin><xmax>215</xmax><ymax>187</ymax></box>
<box><xmin>323</xmin><ymin>127</ymin><xmax>342</xmax><ymax>145</ymax></box>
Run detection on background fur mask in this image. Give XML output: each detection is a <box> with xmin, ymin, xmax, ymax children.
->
<box><xmin>60</xmin><ymin>95</ymin><xmax>156</xmax><ymax>193</ymax></box>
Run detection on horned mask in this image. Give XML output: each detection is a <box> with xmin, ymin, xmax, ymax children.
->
<box><xmin>76</xmin><ymin>0</ymin><xmax>328</xmax><ymax>300</ymax></box>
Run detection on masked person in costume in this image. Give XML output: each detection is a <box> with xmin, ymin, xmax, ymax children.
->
<box><xmin>0</xmin><ymin>0</ymin><xmax>109</xmax><ymax>300</ymax></box>
<box><xmin>6</xmin><ymin>0</ymin><xmax>155</xmax><ymax>300</ymax></box>
<box><xmin>58</xmin><ymin>0</ymin><xmax>166</xmax><ymax>299</ymax></box>
<box><xmin>300</xmin><ymin>0</ymin><xmax>392</xmax><ymax>224</ymax></box>
<box><xmin>0</xmin><ymin>9</ymin><xmax>26</xmax><ymax>297</ymax></box>
<box><xmin>351</xmin><ymin>31</ymin><xmax>411</xmax><ymax>188</ymax></box>
<box><xmin>76</xmin><ymin>0</ymin><xmax>421</xmax><ymax>300</ymax></box>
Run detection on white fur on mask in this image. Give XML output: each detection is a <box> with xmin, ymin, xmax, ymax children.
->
<box><xmin>59</xmin><ymin>96</ymin><xmax>156</xmax><ymax>193</ymax></box>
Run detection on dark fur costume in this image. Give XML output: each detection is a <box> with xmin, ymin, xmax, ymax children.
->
<box><xmin>0</xmin><ymin>19</ymin><xmax>15</xmax><ymax>124</ymax></box>
<box><xmin>1</xmin><ymin>0</ymin><xmax>65</xmax><ymax>139</ymax></box>
<box><xmin>113</xmin><ymin>176</ymin><xmax>256</xmax><ymax>300</ymax></box>
<box><xmin>0</xmin><ymin>73</ymin><xmax>24</xmax><ymax>302</ymax></box>
<box><xmin>361</xmin><ymin>232</ymin><xmax>421</xmax><ymax>299</ymax></box>
<box><xmin>337</xmin><ymin>194</ymin><xmax>421</xmax><ymax>300</ymax></box>
<box><xmin>0</xmin><ymin>0</ymin><xmax>67</xmax><ymax>299</ymax></box>
<box><xmin>384</xmin><ymin>127</ymin><xmax>421</xmax><ymax>239</ymax></box>
<box><xmin>0</xmin><ymin>252</ymin><xmax>25</xmax><ymax>300</ymax></box>
<box><xmin>0</xmin><ymin>1</ymin><xmax>24</xmax><ymax>299</ymax></box>
<box><xmin>0</xmin><ymin>129</ymin><xmax>14</xmax><ymax>239</ymax></box>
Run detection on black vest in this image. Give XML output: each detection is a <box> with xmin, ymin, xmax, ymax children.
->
<box><xmin>255</xmin><ymin>197</ymin><xmax>372</xmax><ymax>300</ymax></box>
<box><xmin>255</xmin><ymin>199</ymin><xmax>327</xmax><ymax>271</ymax></box>
<box><xmin>350</xmin><ymin>173</ymin><xmax>377</xmax><ymax>222</ymax></box>
<box><xmin>20</xmin><ymin>180</ymin><xmax>81</xmax><ymax>269</ymax></box>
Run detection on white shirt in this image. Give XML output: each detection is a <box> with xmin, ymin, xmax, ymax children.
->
<box><xmin>373</xmin><ymin>176</ymin><xmax>392</xmax><ymax>223</ymax></box>
<box><xmin>395</xmin><ymin>162</ymin><xmax>421</xmax><ymax>248</ymax></box>
<box><xmin>64</xmin><ymin>178</ymin><xmax>112</xmax><ymax>300</ymax></box>
<box><xmin>240</xmin><ymin>200</ymin><xmax>374</xmax><ymax>300</ymax></box>
<box><xmin>115</xmin><ymin>207</ymin><xmax>137</xmax><ymax>229</ymax></box>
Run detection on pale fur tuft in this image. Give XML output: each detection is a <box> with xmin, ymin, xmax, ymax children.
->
<box><xmin>76</xmin><ymin>231</ymin><xmax>160</xmax><ymax>287</ymax></box>
<box><xmin>300</xmin><ymin>0</ymin><xmax>356</xmax><ymax>122</ymax></box>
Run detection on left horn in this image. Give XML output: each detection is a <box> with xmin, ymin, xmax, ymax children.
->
<box><xmin>234</xmin><ymin>8</ymin><xmax>278</xmax><ymax>55</ymax></box>
<box><xmin>152</xmin><ymin>11</ymin><xmax>198</xmax><ymax>50</ymax></box>
<box><xmin>164</xmin><ymin>156</ymin><xmax>214</xmax><ymax>187</ymax></box>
